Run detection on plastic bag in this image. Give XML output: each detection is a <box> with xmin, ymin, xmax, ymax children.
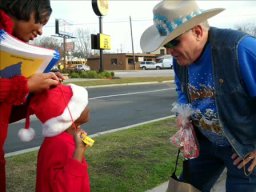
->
<box><xmin>170</xmin><ymin>103</ymin><xmax>199</xmax><ymax>159</ymax></box>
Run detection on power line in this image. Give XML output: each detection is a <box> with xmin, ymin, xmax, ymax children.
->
<box><xmin>44</xmin><ymin>18</ymin><xmax>152</xmax><ymax>28</ymax></box>
<box><xmin>44</xmin><ymin>12</ymin><xmax>256</xmax><ymax>28</ymax></box>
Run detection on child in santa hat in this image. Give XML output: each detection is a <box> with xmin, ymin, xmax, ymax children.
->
<box><xmin>18</xmin><ymin>83</ymin><xmax>91</xmax><ymax>192</ymax></box>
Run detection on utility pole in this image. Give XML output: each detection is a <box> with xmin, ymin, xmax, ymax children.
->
<box><xmin>129</xmin><ymin>16</ymin><xmax>136</xmax><ymax>70</ymax></box>
<box><xmin>54</xmin><ymin>19</ymin><xmax>75</xmax><ymax>69</ymax></box>
<box><xmin>63</xmin><ymin>35</ymin><xmax>66</xmax><ymax>69</ymax></box>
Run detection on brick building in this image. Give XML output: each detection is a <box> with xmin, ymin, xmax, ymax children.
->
<box><xmin>87</xmin><ymin>53</ymin><xmax>160</xmax><ymax>71</ymax></box>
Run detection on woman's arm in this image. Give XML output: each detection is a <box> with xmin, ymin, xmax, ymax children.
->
<box><xmin>0</xmin><ymin>76</ymin><xmax>28</xmax><ymax>105</ymax></box>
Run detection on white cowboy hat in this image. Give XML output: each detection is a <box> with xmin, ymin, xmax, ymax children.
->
<box><xmin>140</xmin><ymin>0</ymin><xmax>224</xmax><ymax>53</ymax></box>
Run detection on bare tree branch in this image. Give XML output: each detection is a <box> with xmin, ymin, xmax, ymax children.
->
<box><xmin>74</xmin><ymin>28</ymin><xmax>92</xmax><ymax>59</ymax></box>
<box><xmin>235</xmin><ymin>22</ymin><xmax>256</xmax><ymax>37</ymax></box>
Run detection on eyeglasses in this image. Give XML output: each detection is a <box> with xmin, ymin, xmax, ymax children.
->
<box><xmin>163</xmin><ymin>29</ymin><xmax>191</xmax><ymax>48</ymax></box>
<box><xmin>164</xmin><ymin>38</ymin><xmax>181</xmax><ymax>49</ymax></box>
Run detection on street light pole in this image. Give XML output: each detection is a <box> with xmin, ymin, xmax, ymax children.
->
<box><xmin>99</xmin><ymin>16</ymin><xmax>103</xmax><ymax>72</ymax></box>
<box><xmin>92</xmin><ymin>0</ymin><xmax>109</xmax><ymax>72</ymax></box>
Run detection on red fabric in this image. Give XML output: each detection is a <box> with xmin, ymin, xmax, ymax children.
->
<box><xmin>36</xmin><ymin>132</ymin><xmax>90</xmax><ymax>192</ymax></box>
<box><xmin>0</xmin><ymin>11</ymin><xmax>29</xmax><ymax>192</ymax></box>
<box><xmin>0</xmin><ymin>10</ymin><xmax>14</xmax><ymax>34</ymax></box>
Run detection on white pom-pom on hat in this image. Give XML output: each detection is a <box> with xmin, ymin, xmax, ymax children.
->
<box><xmin>18</xmin><ymin>108</ymin><xmax>35</xmax><ymax>142</ymax></box>
<box><xmin>18</xmin><ymin>127</ymin><xmax>35</xmax><ymax>142</ymax></box>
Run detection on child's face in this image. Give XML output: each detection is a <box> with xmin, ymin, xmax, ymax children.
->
<box><xmin>75</xmin><ymin>107</ymin><xmax>90</xmax><ymax>126</ymax></box>
<box><xmin>66</xmin><ymin>107</ymin><xmax>89</xmax><ymax>134</ymax></box>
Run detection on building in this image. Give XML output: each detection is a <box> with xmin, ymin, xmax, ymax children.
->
<box><xmin>87</xmin><ymin>53</ymin><xmax>160</xmax><ymax>71</ymax></box>
<box><xmin>151</xmin><ymin>47</ymin><xmax>167</xmax><ymax>55</ymax></box>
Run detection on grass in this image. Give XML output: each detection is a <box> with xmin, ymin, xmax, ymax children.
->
<box><xmin>64</xmin><ymin>76</ymin><xmax>173</xmax><ymax>87</ymax></box>
<box><xmin>6</xmin><ymin>118</ymin><xmax>182</xmax><ymax>192</ymax></box>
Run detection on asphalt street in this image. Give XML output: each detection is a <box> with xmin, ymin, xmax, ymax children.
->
<box><xmin>5</xmin><ymin>82</ymin><xmax>177</xmax><ymax>153</ymax></box>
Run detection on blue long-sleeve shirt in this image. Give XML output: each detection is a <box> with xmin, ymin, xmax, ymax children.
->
<box><xmin>175</xmin><ymin>36</ymin><xmax>256</xmax><ymax>146</ymax></box>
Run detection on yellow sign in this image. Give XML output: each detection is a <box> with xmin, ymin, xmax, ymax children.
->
<box><xmin>99</xmin><ymin>33</ymin><xmax>111</xmax><ymax>50</ymax></box>
<box><xmin>98</xmin><ymin>0</ymin><xmax>109</xmax><ymax>16</ymax></box>
<box><xmin>92</xmin><ymin>0</ymin><xmax>109</xmax><ymax>16</ymax></box>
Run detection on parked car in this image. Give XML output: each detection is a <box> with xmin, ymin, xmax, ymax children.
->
<box><xmin>140</xmin><ymin>61</ymin><xmax>162</xmax><ymax>70</ymax></box>
<box><xmin>50</xmin><ymin>65</ymin><xmax>59</xmax><ymax>72</ymax></box>
<box><xmin>69</xmin><ymin>64</ymin><xmax>90</xmax><ymax>72</ymax></box>
<box><xmin>157</xmin><ymin>58</ymin><xmax>173</xmax><ymax>69</ymax></box>
<box><xmin>140</xmin><ymin>58</ymin><xmax>173</xmax><ymax>70</ymax></box>
<box><xmin>76</xmin><ymin>64</ymin><xmax>90</xmax><ymax>71</ymax></box>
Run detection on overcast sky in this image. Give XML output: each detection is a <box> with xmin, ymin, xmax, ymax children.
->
<box><xmin>42</xmin><ymin>1</ymin><xmax>256</xmax><ymax>53</ymax></box>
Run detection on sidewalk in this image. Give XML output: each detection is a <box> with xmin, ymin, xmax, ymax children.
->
<box><xmin>145</xmin><ymin>181</ymin><xmax>169</xmax><ymax>192</ymax></box>
<box><xmin>146</xmin><ymin>170</ymin><xmax>226</xmax><ymax>192</ymax></box>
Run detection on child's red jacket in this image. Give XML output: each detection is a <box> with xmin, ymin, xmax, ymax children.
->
<box><xmin>36</xmin><ymin>132</ymin><xmax>90</xmax><ymax>192</ymax></box>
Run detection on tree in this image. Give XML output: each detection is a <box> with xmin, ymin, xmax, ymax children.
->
<box><xmin>235</xmin><ymin>23</ymin><xmax>256</xmax><ymax>37</ymax></box>
<box><xmin>32</xmin><ymin>36</ymin><xmax>64</xmax><ymax>57</ymax></box>
<box><xmin>32</xmin><ymin>36</ymin><xmax>62</xmax><ymax>50</ymax></box>
<box><xmin>72</xmin><ymin>51</ymin><xmax>85</xmax><ymax>58</ymax></box>
<box><xmin>74</xmin><ymin>28</ymin><xmax>92</xmax><ymax>59</ymax></box>
<box><xmin>32</xmin><ymin>36</ymin><xmax>65</xmax><ymax>68</ymax></box>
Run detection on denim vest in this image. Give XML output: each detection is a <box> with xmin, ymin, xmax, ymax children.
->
<box><xmin>174</xmin><ymin>27</ymin><xmax>256</xmax><ymax>158</ymax></box>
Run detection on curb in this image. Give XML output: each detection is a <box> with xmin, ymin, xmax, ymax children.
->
<box><xmin>5</xmin><ymin>115</ymin><xmax>175</xmax><ymax>158</ymax></box>
<box><xmin>65</xmin><ymin>79</ymin><xmax>174</xmax><ymax>89</ymax></box>
<box><xmin>145</xmin><ymin>181</ymin><xmax>169</xmax><ymax>192</ymax></box>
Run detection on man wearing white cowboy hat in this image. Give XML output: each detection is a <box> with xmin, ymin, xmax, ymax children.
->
<box><xmin>141</xmin><ymin>0</ymin><xmax>256</xmax><ymax>192</ymax></box>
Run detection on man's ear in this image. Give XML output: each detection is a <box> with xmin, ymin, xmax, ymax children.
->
<box><xmin>191</xmin><ymin>25</ymin><xmax>203</xmax><ymax>40</ymax></box>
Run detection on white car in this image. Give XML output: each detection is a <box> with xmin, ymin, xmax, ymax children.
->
<box><xmin>140</xmin><ymin>61</ymin><xmax>162</xmax><ymax>70</ymax></box>
<box><xmin>157</xmin><ymin>58</ymin><xmax>173</xmax><ymax>69</ymax></box>
<box><xmin>51</xmin><ymin>65</ymin><xmax>59</xmax><ymax>72</ymax></box>
<box><xmin>75</xmin><ymin>64</ymin><xmax>90</xmax><ymax>72</ymax></box>
<box><xmin>140</xmin><ymin>58</ymin><xmax>173</xmax><ymax>70</ymax></box>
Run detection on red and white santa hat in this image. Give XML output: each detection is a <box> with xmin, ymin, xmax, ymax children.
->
<box><xmin>18</xmin><ymin>84</ymin><xmax>88</xmax><ymax>142</ymax></box>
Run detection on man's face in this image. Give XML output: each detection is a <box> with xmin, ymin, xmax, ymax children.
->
<box><xmin>165</xmin><ymin>28</ymin><xmax>202</xmax><ymax>66</ymax></box>
<box><xmin>12</xmin><ymin>12</ymin><xmax>50</xmax><ymax>42</ymax></box>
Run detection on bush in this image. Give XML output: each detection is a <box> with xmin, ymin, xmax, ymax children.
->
<box><xmin>67</xmin><ymin>70</ymin><xmax>115</xmax><ymax>79</ymax></box>
<box><xmin>69</xmin><ymin>72</ymin><xmax>80</xmax><ymax>78</ymax></box>
<box><xmin>99</xmin><ymin>71</ymin><xmax>112</xmax><ymax>78</ymax></box>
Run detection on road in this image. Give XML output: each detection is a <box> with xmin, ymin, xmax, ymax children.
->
<box><xmin>5</xmin><ymin>82</ymin><xmax>177</xmax><ymax>153</ymax></box>
<box><xmin>114</xmin><ymin>69</ymin><xmax>174</xmax><ymax>78</ymax></box>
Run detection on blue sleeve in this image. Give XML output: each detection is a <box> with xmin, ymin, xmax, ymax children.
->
<box><xmin>238</xmin><ymin>36</ymin><xmax>256</xmax><ymax>97</ymax></box>
<box><xmin>173</xmin><ymin>60</ymin><xmax>188</xmax><ymax>104</ymax></box>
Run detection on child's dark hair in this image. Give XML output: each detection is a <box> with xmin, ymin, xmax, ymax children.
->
<box><xmin>0</xmin><ymin>0</ymin><xmax>52</xmax><ymax>23</ymax></box>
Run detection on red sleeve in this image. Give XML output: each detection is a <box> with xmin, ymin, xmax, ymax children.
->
<box><xmin>9</xmin><ymin>102</ymin><xmax>29</xmax><ymax>123</ymax></box>
<box><xmin>0</xmin><ymin>76</ymin><xmax>29</xmax><ymax>105</ymax></box>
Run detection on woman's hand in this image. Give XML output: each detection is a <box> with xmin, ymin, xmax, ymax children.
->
<box><xmin>27</xmin><ymin>72</ymin><xmax>61</xmax><ymax>93</ymax></box>
<box><xmin>232</xmin><ymin>151</ymin><xmax>256</xmax><ymax>173</ymax></box>
<box><xmin>54</xmin><ymin>71</ymin><xmax>66</xmax><ymax>82</ymax></box>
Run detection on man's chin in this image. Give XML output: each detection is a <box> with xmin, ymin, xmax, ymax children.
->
<box><xmin>176</xmin><ymin>60</ymin><xmax>190</xmax><ymax>66</ymax></box>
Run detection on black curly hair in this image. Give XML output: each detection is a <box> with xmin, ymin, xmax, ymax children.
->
<box><xmin>0</xmin><ymin>0</ymin><xmax>52</xmax><ymax>23</ymax></box>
